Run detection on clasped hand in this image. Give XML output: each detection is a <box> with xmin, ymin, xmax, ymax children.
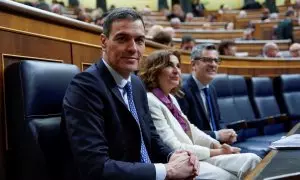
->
<box><xmin>165</xmin><ymin>150</ymin><xmax>199</xmax><ymax>180</ymax></box>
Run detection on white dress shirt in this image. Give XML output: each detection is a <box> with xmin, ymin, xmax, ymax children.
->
<box><xmin>103</xmin><ymin>59</ymin><xmax>167</xmax><ymax>180</ymax></box>
<box><xmin>192</xmin><ymin>73</ymin><xmax>220</xmax><ymax>140</ymax></box>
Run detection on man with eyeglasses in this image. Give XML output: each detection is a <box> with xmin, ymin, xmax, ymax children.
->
<box><xmin>289</xmin><ymin>43</ymin><xmax>300</xmax><ymax>57</ymax></box>
<box><xmin>177</xmin><ymin>44</ymin><xmax>237</xmax><ymax>144</ymax></box>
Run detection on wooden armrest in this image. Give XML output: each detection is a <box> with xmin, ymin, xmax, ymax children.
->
<box><xmin>273</xmin><ymin>114</ymin><xmax>289</xmax><ymax>123</ymax></box>
<box><xmin>287</xmin><ymin>115</ymin><xmax>300</xmax><ymax>121</ymax></box>
<box><xmin>247</xmin><ymin>114</ymin><xmax>289</xmax><ymax>128</ymax></box>
<box><xmin>246</xmin><ymin>117</ymin><xmax>273</xmax><ymax>128</ymax></box>
<box><xmin>226</xmin><ymin>120</ymin><xmax>247</xmax><ymax>131</ymax></box>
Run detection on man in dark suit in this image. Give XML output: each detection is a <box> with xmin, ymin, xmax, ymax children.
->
<box><xmin>177</xmin><ymin>44</ymin><xmax>237</xmax><ymax>144</ymax></box>
<box><xmin>276</xmin><ymin>10</ymin><xmax>295</xmax><ymax>42</ymax></box>
<box><xmin>62</xmin><ymin>8</ymin><xmax>199</xmax><ymax>180</ymax></box>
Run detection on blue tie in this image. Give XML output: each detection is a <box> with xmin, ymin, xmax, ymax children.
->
<box><xmin>203</xmin><ymin>87</ymin><xmax>217</xmax><ymax>131</ymax></box>
<box><xmin>124</xmin><ymin>82</ymin><xmax>151</xmax><ymax>163</ymax></box>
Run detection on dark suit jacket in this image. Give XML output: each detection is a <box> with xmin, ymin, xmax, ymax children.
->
<box><xmin>61</xmin><ymin>60</ymin><xmax>172</xmax><ymax>180</ymax></box>
<box><xmin>276</xmin><ymin>19</ymin><xmax>294</xmax><ymax>42</ymax></box>
<box><xmin>177</xmin><ymin>75</ymin><xmax>221</xmax><ymax>139</ymax></box>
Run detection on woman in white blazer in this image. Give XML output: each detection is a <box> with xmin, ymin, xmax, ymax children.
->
<box><xmin>139</xmin><ymin>50</ymin><xmax>261</xmax><ymax>180</ymax></box>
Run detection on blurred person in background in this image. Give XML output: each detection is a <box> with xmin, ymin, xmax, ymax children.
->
<box><xmin>35</xmin><ymin>0</ymin><xmax>50</xmax><ymax>11</ymax></box>
<box><xmin>289</xmin><ymin>43</ymin><xmax>300</xmax><ymax>57</ymax></box>
<box><xmin>192</xmin><ymin>0</ymin><xmax>205</xmax><ymax>17</ymax></box>
<box><xmin>276</xmin><ymin>10</ymin><xmax>295</xmax><ymax>42</ymax></box>
<box><xmin>94</xmin><ymin>12</ymin><xmax>108</xmax><ymax>27</ymax></box>
<box><xmin>224</xmin><ymin>22</ymin><xmax>234</xmax><ymax>30</ymax></box>
<box><xmin>153</xmin><ymin>31</ymin><xmax>173</xmax><ymax>46</ymax></box>
<box><xmin>167</xmin><ymin>4</ymin><xmax>185</xmax><ymax>22</ymax></box>
<box><xmin>170</xmin><ymin>17</ymin><xmax>181</xmax><ymax>29</ymax></box>
<box><xmin>240</xmin><ymin>28</ymin><xmax>256</xmax><ymax>40</ymax></box>
<box><xmin>147</xmin><ymin>25</ymin><xmax>164</xmax><ymax>37</ymax></box>
<box><xmin>238</xmin><ymin>10</ymin><xmax>247</xmax><ymax>18</ymax></box>
<box><xmin>164</xmin><ymin>27</ymin><xmax>176</xmax><ymax>38</ymax></box>
<box><xmin>181</xmin><ymin>35</ymin><xmax>196</xmax><ymax>51</ymax></box>
<box><xmin>185</xmin><ymin>12</ymin><xmax>194</xmax><ymax>22</ymax></box>
<box><xmin>261</xmin><ymin>8</ymin><xmax>270</xmax><ymax>21</ymax></box>
<box><xmin>262</xmin><ymin>42</ymin><xmax>282</xmax><ymax>57</ymax></box>
<box><xmin>218</xmin><ymin>40</ymin><xmax>237</xmax><ymax>56</ymax></box>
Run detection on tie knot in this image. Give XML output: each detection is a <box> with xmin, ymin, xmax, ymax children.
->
<box><xmin>124</xmin><ymin>82</ymin><xmax>132</xmax><ymax>94</ymax></box>
<box><xmin>202</xmin><ymin>87</ymin><xmax>209</xmax><ymax>95</ymax></box>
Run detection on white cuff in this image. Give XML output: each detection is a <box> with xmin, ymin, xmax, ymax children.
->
<box><xmin>154</xmin><ymin>163</ymin><xmax>167</xmax><ymax>180</ymax></box>
<box><xmin>214</xmin><ymin>131</ymin><xmax>220</xmax><ymax>140</ymax></box>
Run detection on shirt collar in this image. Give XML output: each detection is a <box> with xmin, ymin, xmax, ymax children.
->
<box><xmin>192</xmin><ymin>72</ymin><xmax>209</xmax><ymax>91</ymax></box>
<box><xmin>102</xmin><ymin>59</ymin><xmax>131</xmax><ymax>88</ymax></box>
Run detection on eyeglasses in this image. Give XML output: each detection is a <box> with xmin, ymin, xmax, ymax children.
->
<box><xmin>193</xmin><ymin>57</ymin><xmax>222</xmax><ymax>64</ymax></box>
<box><xmin>290</xmin><ymin>49</ymin><xmax>300</xmax><ymax>53</ymax></box>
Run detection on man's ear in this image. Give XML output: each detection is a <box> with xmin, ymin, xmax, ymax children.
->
<box><xmin>100</xmin><ymin>34</ymin><xmax>107</xmax><ymax>50</ymax></box>
<box><xmin>191</xmin><ymin>60</ymin><xmax>196</xmax><ymax>71</ymax></box>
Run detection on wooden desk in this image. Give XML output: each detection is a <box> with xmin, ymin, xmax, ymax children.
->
<box><xmin>245</xmin><ymin>123</ymin><xmax>300</xmax><ymax>180</ymax></box>
<box><xmin>141</xmin><ymin>39</ymin><xmax>300</xmax><ymax>76</ymax></box>
<box><xmin>293</xmin><ymin>27</ymin><xmax>300</xmax><ymax>43</ymax></box>
<box><xmin>217</xmin><ymin>56</ymin><xmax>300</xmax><ymax>77</ymax></box>
<box><xmin>145</xmin><ymin>21</ymin><xmax>226</xmax><ymax>30</ymax></box>
<box><xmin>253</xmin><ymin>20</ymin><xmax>299</xmax><ymax>40</ymax></box>
<box><xmin>174</xmin><ymin>29</ymin><xmax>244</xmax><ymax>39</ymax></box>
<box><xmin>171</xmin><ymin>39</ymin><xmax>291</xmax><ymax>57</ymax></box>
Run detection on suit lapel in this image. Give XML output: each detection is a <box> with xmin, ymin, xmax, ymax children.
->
<box><xmin>97</xmin><ymin>60</ymin><xmax>128</xmax><ymax>108</ymax></box>
<box><xmin>188</xmin><ymin>76</ymin><xmax>210</xmax><ymax>122</ymax></box>
<box><xmin>98</xmin><ymin>60</ymin><xmax>150</xmax><ymax>147</ymax></box>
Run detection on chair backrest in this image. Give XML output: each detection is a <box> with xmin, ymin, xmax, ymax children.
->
<box><xmin>251</xmin><ymin>77</ymin><xmax>281</xmax><ymax>118</ymax></box>
<box><xmin>278</xmin><ymin>74</ymin><xmax>300</xmax><ymax>118</ymax></box>
<box><xmin>227</xmin><ymin>75</ymin><xmax>262</xmax><ymax>138</ymax></box>
<box><xmin>211</xmin><ymin>74</ymin><xmax>241</xmax><ymax>127</ymax></box>
<box><xmin>250</xmin><ymin>77</ymin><xmax>285</xmax><ymax>135</ymax></box>
<box><xmin>229</xmin><ymin>75</ymin><xmax>256</xmax><ymax>120</ymax></box>
<box><xmin>4</xmin><ymin>60</ymin><xmax>80</xmax><ymax>180</ymax></box>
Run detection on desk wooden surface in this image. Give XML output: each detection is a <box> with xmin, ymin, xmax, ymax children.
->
<box><xmin>245</xmin><ymin>123</ymin><xmax>300</xmax><ymax>180</ymax></box>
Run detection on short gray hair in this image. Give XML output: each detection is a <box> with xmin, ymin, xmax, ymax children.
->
<box><xmin>191</xmin><ymin>43</ymin><xmax>217</xmax><ymax>60</ymax></box>
<box><xmin>263</xmin><ymin>42</ymin><xmax>278</xmax><ymax>55</ymax></box>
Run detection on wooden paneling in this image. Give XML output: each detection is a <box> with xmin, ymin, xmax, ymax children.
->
<box><xmin>293</xmin><ymin>27</ymin><xmax>300</xmax><ymax>43</ymax></box>
<box><xmin>0</xmin><ymin>12</ymin><xmax>101</xmax><ymax>46</ymax></box>
<box><xmin>253</xmin><ymin>21</ymin><xmax>278</xmax><ymax>40</ymax></box>
<box><xmin>0</xmin><ymin>30</ymin><xmax>72</xmax><ymax>62</ymax></box>
<box><xmin>235</xmin><ymin>13</ymin><xmax>286</xmax><ymax>28</ymax></box>
<box><xmin>145</xmin><ymin>41</ymin><xmax>300</xmax><ymax>76</ymax></box>
<box><xmin>72</xmin><ymin>44</ymin><xmax>102</xmax><ymax>71</ymax></box>
<box><xmin>218</xmin><ymin>56</ymin><xmax>300</xmax><ymax>77</ymax></box>
<box><xmin>253</xmin><ymin>20</ymin><xmax>298</xmax><ymax>40</ymax></box>
<box><xmin>144</xmin><ymin>40</ymin><xmax>170</xmax><ymax>56</ymax></box>
<box><xmin>179</xmin><ymin>55</ymin><xmax>300</xmax><ymax>76</ymax></box>
<box><xmin>172</xmin><ymin>39</ymin><xmax>291</xmax><ymax>57</ymax></box>
<box><xmin>236</xmin><ymin>41</ymin><xmax>290</xmax><ymax>56</ymax></box>
<box><xmin>0</xmin><ymin>1</ymin><xmax>102</xmax><ymax>46</ymax></box>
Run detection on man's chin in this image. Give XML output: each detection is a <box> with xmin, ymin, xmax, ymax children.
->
<box><xmin>207</xmin><ymin>72</ymin><xmax>216</xmax><ymax>77</ymax></box>
<box><xmin>125</xmin><ymin>66</ymin><xmax>139</xmax><ymax>73</ymax></box>
<box><xmin>205</xmin><ymin>74</ymin><xmax>216</xmax><ymax>81</ymax></box>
